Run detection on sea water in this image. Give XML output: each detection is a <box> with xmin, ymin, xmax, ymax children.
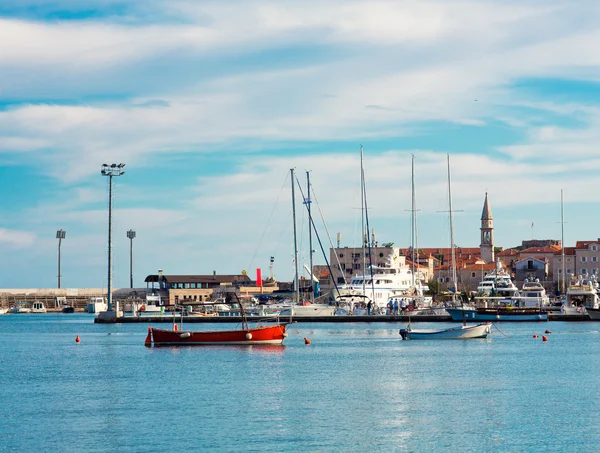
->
<box><xmin>1</xmin><ymin>315</ymin><xmax>599</xmax><ymax>453</ymax></box>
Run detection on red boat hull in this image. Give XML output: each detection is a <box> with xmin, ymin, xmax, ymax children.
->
<box><xmin>146</xmin><ymin>324</ymin><xmax>290</xmax><ymax>346</ymax></box>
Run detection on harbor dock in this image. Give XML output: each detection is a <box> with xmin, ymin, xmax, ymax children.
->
<box><xmin>94</xmin><ymin>313</ymin><xmax>590</xmax><ymax>323</ymax></box>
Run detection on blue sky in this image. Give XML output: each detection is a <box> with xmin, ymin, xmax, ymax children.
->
<box><xmin>1</xmin><ymin>0</ymin><xmax>600</xmax><ymax>288</ymax></box>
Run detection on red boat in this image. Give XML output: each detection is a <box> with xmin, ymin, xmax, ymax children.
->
<box><xmin>145</xmin><ymin>323</ymin><xmax>290</xmax><ymax>346</ymax></box>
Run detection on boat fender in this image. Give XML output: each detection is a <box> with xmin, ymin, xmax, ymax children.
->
<box><xmin>179</xmin><ymin>332</ymin><xmax>191</xmax><ymax>339</ymax></box>
<box><xmin>282</xmin><ymin>333</ymin><xmax>288</xmax><ymax>338</ymax></box>
<box><xmin>174</xmin><ymin>324</ymin><xmax>179</xmax><ymax>331</ymax></box>
<box><xmin>140</xmin><ymin>305</ymin><xmax>146</xmax><ymax>312</ymax></box>
<box><xmin>245</xmin><ymin>333</ymin><xmax>253</xmax><ymax>340</ymax></box>
<box><xmin>533</xmin><ymin>334</ymin><xmax>538</xmax><ymax>339</ymax></box>
<box><xmin>542</xmin><ymin>335</ymin><xmax>548</xmax><ymax>342</ymax></box>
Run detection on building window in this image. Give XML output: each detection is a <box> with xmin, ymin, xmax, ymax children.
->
<box><xmin>581</xmin><ymin>268</ymin><xmax>588</xmax><ymax>275</ymax></box>
<box><xmin>184</xmin><ymin>283</ymin><xmax>190</xmax><ymax>289</ymax></box>
<box><xmin>471</xmin><ymin>272</ymin><xmax>476</xmax><ymax>278</ymax></box>
<box><xmin>567</xmin><ymin>268</ymin><xmax>572</xmax><ymax>274</ymax></box>
<box><xmin>379</xmin><ymin>253</ymin><xmax>384</xmax><ymax>258</ymax></box>
<box><xmin>353</xmin><ymin>263</ymin><xmax>361</xmax><ymax>270</ymax></box>
<box><xmin>558</xmin><ymin>258</ymin><xmax>562</xmax><ymax>263</ymax></box>
<box><xmin>593</xmin><ymin>257</ymin><xmax>598</xmax><ymax>263</ymax></box>
<box><xmin>593</xmin><ymin>245</ymin><xmax>598</xmax><ymax>251</ymax></box>
<box><xmin>558</xmin><ymin>269</ymin><xmax>562</xmax><ymax>274</ymax></box>
<box><xmin>527</xmin><ymin>260</ymin><xmax>534</xmax><ymax>270</ymax></box>
<box><xmin>581</xmin><ymin>257</ymin><xmax>587</xmax><ymax>263</ymax></box>
<box><xmin>567</xmin><ymin>258</ymin><xmax>571</xmax><ymax>263</ymax></box>
<box><xmin>339</xmin><ymin>253</ymin><xmax>344</xmax><ymax>258</ymax></box>
<box><xmin>340</xmin><ymin>264</ymin><xmax>346</xmax><ymax>271</ymax></box>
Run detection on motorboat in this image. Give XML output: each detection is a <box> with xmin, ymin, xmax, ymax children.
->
<box><xmin>476</xmin><ymin>264</ymin><xmax>519</xmax><ymax>298</ymax></box>
<box><xmin>400</xmin><ymin>322</ymin><xmax>491</xmax><ymax>340</ymax></box>
<box><xmin>85</xmin><ymin>297</ymin><xmax>107</xmax><ymax>313</ymax></box>
<box><xmin>446</xmin><ymin>304</ymin><xmax>548</xmax><ymax>322</ymax></box>
<box><xmin>10</xmin><ymin>303</ymin><xmax>31</xmax><ymax>314</ymax></box>
<box><xmin>565</xmin><ymin>275</ymin><xmax>599</xmax><ymax>319</ymax></box>
<box><xmin>517</xmin><ymin>278</ymin><xmax>550</xmax><ymax>308</ymax></box>
<box><xmin>31</xmin><ymin>301</ymin><xmax>47</xmax><ymax>313</ymax></box>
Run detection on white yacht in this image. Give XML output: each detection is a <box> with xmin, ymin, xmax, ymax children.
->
<box><xmin>331</xmin><ymin>253</ymin><xmax>428</xmax><ymax>312</ymax></box>
<box><xmin>476</xmin><ymin>263</ymin><xmax>519</xmax><ymax>298</ymax></box>
<box><xmin>566</xmin><ymin>275</ymin><xmax>599</xmax><ymax>317</ymax></box>
<box><xmin>517</xmin><ymin>278</ymin><xmax>550</xmax><ymax>308</ymax></box>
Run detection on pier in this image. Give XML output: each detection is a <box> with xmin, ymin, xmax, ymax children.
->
<box><xmin>94</xmin><ymin>313</ymin><xmax>591</xmax><ymax>323</ymax></box>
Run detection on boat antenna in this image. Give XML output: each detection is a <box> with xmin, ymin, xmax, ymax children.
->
<box><xmin>291</xmin><ymin>168</ymin><xmax>300</xmax><ymax>310</ymax></box>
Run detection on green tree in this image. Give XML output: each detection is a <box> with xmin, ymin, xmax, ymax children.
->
<box><xmin>426</xmin><ymin>278</ymin><xmax>441</xmax><ymax>296</ymax></box>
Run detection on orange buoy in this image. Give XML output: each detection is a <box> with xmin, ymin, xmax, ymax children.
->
<box><xmin>304</xmin><ymin>337</ymin><xmax>311</xmax><ymax>345</ymax></box>
<box><xmin>542</xmin><ymin>335</ymin><xmax>548</xmax><ymax>342</ymax></box>
<box><xmin>533</xmin><ymin>334</ymin><xmax>538</xmax><ymax>339</ymax></box>
<box><xmin>545</xmin><ymin>329</ymin><xmax>551</xmax><ymax>334</ymax></box>
<box><xmin>75</xmin><ymin>335</ymin><xmax>80</xmax><ymax>343</ymax></box>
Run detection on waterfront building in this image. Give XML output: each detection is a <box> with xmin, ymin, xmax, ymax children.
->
<box><xmin>143</xmin><ymin>269</ymin><xmax>276</xmax><ymax>305</ymax></box>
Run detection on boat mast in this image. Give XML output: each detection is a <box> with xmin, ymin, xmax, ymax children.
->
<box><xmin>561</xmin><ymin>189</ymin><xmax>565</xmax><ymax>295</ymax></box>
<box><xmin>411</xmin><ymin>154</ymin><xmax>416</xmax><ymax>289</ymax></box>
<box><xmin>291</xmin><ymin>168</ymin><xmax>300</xmax><ymax>306</ymax></box>
<box><xmin>360</xmin><ymin>146</ymin><xmax>366</xmax><ymax>295</ymax></box>
<box><xmin>307</xmin><ymin>170</ymin><xmax>315</xmax><ymax>304</ymax></box>
<box><xmin>447</xmin><ymin>155</ymin><xmax>458</xmax><ymax>305</ymax></box>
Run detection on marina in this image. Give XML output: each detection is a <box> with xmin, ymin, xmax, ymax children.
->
<box><xmin>2</xmin><ymin>313</ymin><xmax>600</xmax><ymax>452</ymax></box>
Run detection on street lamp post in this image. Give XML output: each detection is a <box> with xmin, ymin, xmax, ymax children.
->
<box><xmin>101</xmin><ymin>163</ymin><xmax>125</xmax><ymax>312</ymax></box>
<box><xmin>127</xmin><ymin>229</ymin><xmax>136</xmax><ymax>289</ymax></box>
<box><xmin>56</xmin><ymin>229</ymin><xmax>66</xmax><ymax>288</ymax></box>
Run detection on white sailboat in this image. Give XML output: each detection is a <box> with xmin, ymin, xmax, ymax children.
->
<box><xmin>400</xmin><ymin>155</ymin><xmax>491</xmax><ymax>340</ymax></box>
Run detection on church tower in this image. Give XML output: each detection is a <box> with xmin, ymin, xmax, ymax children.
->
<box><xmin>480</xmin><ymin>192</ymin><xmax>494</xmax><ymax>263</ymax></box>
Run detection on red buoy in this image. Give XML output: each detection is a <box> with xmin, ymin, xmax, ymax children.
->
<box><xmin>542</xmin><ymin>335</ymin><xmax>548</xmax><ymax>342</ymax></box>
<box><xmin>75</xmin><ymin>335</ymin><xmax>80</xmax><ymax>343</ymax></box>
<box><xmin>304</xmin><ymin>337</ymin><xmax>311</xmax><ymax>345</ymax></box>
<box><xmin>545</xmin><ymin>329</ymin><xmax>551</xmax><ymax>334</ymax></box>
<box><xmin>533</xmin><ymin>334</ymin><xmax>538</xmax><ymax>339</ymax></box>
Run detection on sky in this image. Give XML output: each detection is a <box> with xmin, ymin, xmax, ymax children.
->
<box><xmin>1</xmin><ymin>0</ymin><xmax>600</xmax><ymax>288</ymax></box>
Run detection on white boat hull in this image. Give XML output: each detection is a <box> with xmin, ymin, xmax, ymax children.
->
<box><xmin>400</xmin><ymin>323</ymin><xmax>491</xmax><ymax>340</ymax></box>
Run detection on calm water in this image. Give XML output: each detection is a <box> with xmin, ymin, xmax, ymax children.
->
<box><xmin>1</xmin><ymin>315</ymin><xmax>599</xmax><ymax>453</ymax></box>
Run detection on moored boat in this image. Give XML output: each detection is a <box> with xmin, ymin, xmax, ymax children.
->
<box><xmin>446</xmin><ymin>305</ymin><xmax>547</xmax><ymax>322</ymax></box>
<box><xmin>400</xmin><ymin>322</ymin><xmax>491</xmax><ymax>340</ymax></box>
<box><xmin>145</xmin><ymin>323</ymin><xmax>290</xmax><ymax>346</ymax></box>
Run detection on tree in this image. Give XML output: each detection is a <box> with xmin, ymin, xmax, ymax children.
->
<box><xmin>426</xmin><ymin>278</ymin><xmax>441</xmax><ymax>296</ymax></box>
<box><xmin>381</xmin><ymin>242</ymin><xmax>394</xmax><ymax>248</ymax></box>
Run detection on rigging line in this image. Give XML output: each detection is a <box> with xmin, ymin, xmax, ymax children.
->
<box><xmin>248</xmin><ymin>172</ymin><xmax>290</xmax><ymax>271</ymax></box>
<box><xmin>294</xmin><ymin>174</ymin><xmax>343</xmax><ymax>296</ymax></box>
<box><xmin>309</xmin><ymin>183</ymin><xmax>348</xmax><ymax>286</ymax></box>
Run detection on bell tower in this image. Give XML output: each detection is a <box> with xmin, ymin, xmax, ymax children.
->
<box><xmin>480</xmin><ymin>192</ymin><xmax>494</xmax><ymax>263</ymax></box>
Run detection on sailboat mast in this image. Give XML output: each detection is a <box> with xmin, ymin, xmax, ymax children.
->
<box><xmin>561</xmin><ymin>189</ymin><xmax>565</xmax><ymax>294</ymax></box>
<box><xmin>307</xmin><ymin>171</ymin><xmax>315</xmax><ymax>304</ymax></box>
<box><xmin>360</xmin><ymin>146</ymin><xmax>366</xmax><ymax>294</ymax></box>
<box><xmin>411</xmin><ymin>154</ymin><xmax>416</xmax><ymax>288</ymax></box>
<box><xmin>447</xmin><ymin>155</ymin><xmax>458</xmax><ymax>301</ymax></box>
<box><xmin>291</xmin><ymin>168</ymin><xmax>300</xmax><ymax>305</ymax></box>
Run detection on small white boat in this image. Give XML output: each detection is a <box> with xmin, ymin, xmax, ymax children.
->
<box><xmin>400</xmin><ymin>322</ymin><xmax>491</xmax><ymax>340</ymax></box>
<box><xmin>31</xmin><ymin>301</ymin><xmax>47</xmax><ymax>313</ymax></box>
<box><xmin>10</xmin><ymin>304</ymin><xmax>31</xmax><ymax>314</ymax></box>
<box><xmin>0</xmin><ymin>308</ymin><xmax>8</xmax><ymax>315</ymax></box>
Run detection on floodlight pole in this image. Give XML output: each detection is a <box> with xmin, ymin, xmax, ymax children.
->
<box><xmin>101</xmin><ymin>163</ymin><xmax>125</xmax><ymax>312</ymax></box>
<box><xmin>127</xmin><ymin>229</ymin><xmax>136</xmax><ymax>289</ymax></box>
<box><xmin>56</xmin><ymin>229</ymin><xmax>66</xmax><ymax>288</ymax></box>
